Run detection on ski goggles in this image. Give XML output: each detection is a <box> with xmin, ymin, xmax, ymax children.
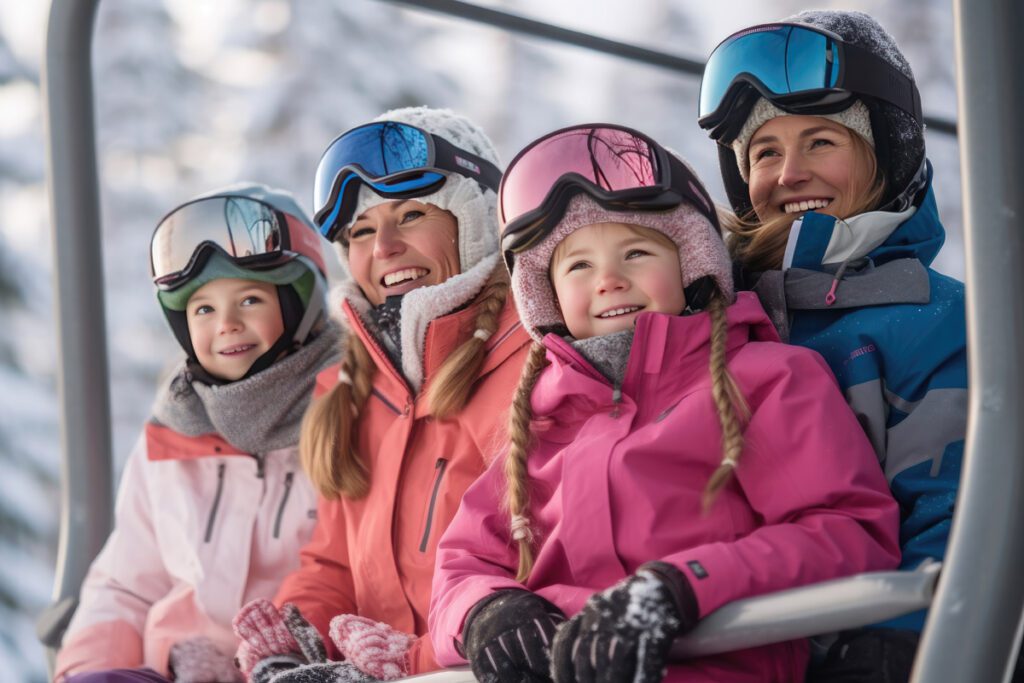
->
<box><xmin>698</xmin><ymin>23</ymin><xmax>922</xmax><ymax>142</ymax></box>
<box><xmin>151</xmin><ymin>194</ymin><xmax>325</xmax><ymax>290</ymax></box>
<box><xmin>499</xmin><ymin>123</ymin><xmax>719</xmax><ymax>271</ymax></box>
<box><xmin>312</xmin><ymin>121</ymin><xmax>503</xmax><ymax>242</ymax></box>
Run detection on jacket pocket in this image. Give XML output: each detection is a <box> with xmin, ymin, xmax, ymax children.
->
<box><xmin>273</xmin><ymin>471</ymin><xmax>295</xmax><ymax>539</ymax></box>
<box><xmin>419</xmin><ymin>458</ymin><xmax>448</xmax><ymax>552</ymax></box>
<box><xmin>204</xmin><ymin>462</ymin><xmax>227</xmax><ymax>543</ymax></box>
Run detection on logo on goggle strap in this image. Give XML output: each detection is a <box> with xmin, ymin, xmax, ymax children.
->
<box><xmin>454</xmin><ymin>155</ymin><xmax>481</xmax><ymax>175</ymax></box>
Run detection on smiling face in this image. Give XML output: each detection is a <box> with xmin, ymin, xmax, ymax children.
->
<box><xmin>345</xmin><ymin>199</ymin><xmax>460</xmax><ymax>306</ymax></box>
<box><xmin>747</xmin><ymin>115</ymin><xmax>876</xmax><ymax>223</ymax></box>
<box><xmin>186</xmin><ymin>278</ymin><xmax>284</xmax><ymax>381</ymax></box>
<box><xmin>550</xmin><ymin>222</ymin><xmax>685</xmax><ymax>340</ymax></box>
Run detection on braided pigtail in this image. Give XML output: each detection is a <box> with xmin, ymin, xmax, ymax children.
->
<box><xmin>427</xmin><ymin>265</ymin><xmax>510</xmax><ymax>419</ymax></box>
<box><xmin>504</xmin><ymin>342</ymin><xmax>549</xmax><ymax>582</ymax></box>
<box><xmin>299</xmin><ymin>334</ymin><xmax>374</xmax><ymax>499</ymax></box>
<box><xmin>702</xmin><ymin>294</ymin><xmax>750</xmax><ymax>511</ymax></box>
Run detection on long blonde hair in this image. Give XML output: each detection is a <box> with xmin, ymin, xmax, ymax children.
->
<box><xmin>299</xmin><ymin>264</ymin><xmax>510</xmax><ymax>499</ymax></box>
<box><xmin>504</xmin><ymin>290</ymin><xmax>749</xmax><ymax>582</ymax></box>
<box><xmin>725</xmin><ymin>131</ymin><xmax>885</xmax><ymax>272</ymax></box>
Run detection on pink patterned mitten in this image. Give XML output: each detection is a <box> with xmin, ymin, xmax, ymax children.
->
<box><xmin>232</xmin><ymin>598</ymin><xmax>301</xmax><ymax>675</ymax></box>
<box><xmin>328</xmin><ymin>614</ymin><xmax>416</xmax><ymax>681</ymax></box>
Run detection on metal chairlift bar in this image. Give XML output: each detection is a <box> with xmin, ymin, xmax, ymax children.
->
<box><xmin>41</xmin><ymin>0</ymin><xmax>110</xmax><ymax>644</ymax></box>
<box><xmin>912</xmin><ymin>0</ymin><xmax>1024</xmax><ymax>680</ymax></box>
<box><xmin>378</xmin><ymin>0</ymin><xmax>959</xmax><ymax>137</ymax></box>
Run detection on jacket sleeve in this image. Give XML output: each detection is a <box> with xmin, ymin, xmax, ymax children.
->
<box><xmin>54</xmin><ymin>434</ymin><xmax>172</xmax><ymax>680</ymax></box>
<box><xmin>428</xmin><ymin>462</ymin><xmax>526</xmax><ymax>667</ymax></box>
<box><xmin>661</xmin><ymin>347</ymin><xmax>902</xmax><ymax>619</ymax></box>
<box><xmin>878</xmin><ymin>294</ymin><xmax>966</xmax><ymax>574</ymax></box>
<box><xmin>273</xmin><ymin>495</ymin><xmax>359</xmax><ymax>661</ymax></box>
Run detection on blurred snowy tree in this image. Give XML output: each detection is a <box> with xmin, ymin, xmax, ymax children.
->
<box><xmin>218</xmin><ymin>0</ymin><xmax>458</xmax><ymax>209</ymax></box>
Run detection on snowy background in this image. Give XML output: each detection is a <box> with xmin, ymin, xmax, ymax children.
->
<box><xmin>0</xmin><ymin>0</ymin><xmax>960</xmax><ymax>680</ymax></box>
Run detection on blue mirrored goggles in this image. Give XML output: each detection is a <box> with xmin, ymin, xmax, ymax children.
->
<box><xmin>312</xmin><ymin>121</ymin><xmax>502</xmax><ymax>243</ymax></box>
<box><xmin>698</xmin><ymin>23</ymin><xmax>922</xmax><ymax>143</ymax></box>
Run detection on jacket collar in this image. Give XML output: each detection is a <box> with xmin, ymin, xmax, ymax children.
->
<box><xmin>785</xmin><ymin>163</ymin><xmax>944</xmax><ymax>273</ymax></box>
<box><xmin>536</xmin><ymin>293</ymin><xmax>777</xmax><ymax>410</ymax></box>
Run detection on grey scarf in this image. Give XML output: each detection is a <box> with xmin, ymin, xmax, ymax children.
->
<box><xmin>151</xmin><ymin>321</ymin><xmax>342</xmax><ymax>454</ymax></box>
<box><xmin>571</xmin><ymin>329</ymin><xmax>636</xmax><ymax>387</ymax></box>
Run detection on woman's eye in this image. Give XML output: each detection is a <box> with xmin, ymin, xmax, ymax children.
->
<box><xmin>810</xmin><ymin>138</ymin><xmax>834</xmax><ymax>149</ymax></box>
<box><xmin>350</xmin><ymin>225</ymin><xmax>375</xmax><ymax>239</ymax></box>
<box><xmin>753</xmin><ymin>148</ymin><xmax>779</xmax><ymax>162</ymax></box>
<box><xmin>400</xmin><ymin>210</ymin><xmax>425</xmax><ymax>224</ymax></box>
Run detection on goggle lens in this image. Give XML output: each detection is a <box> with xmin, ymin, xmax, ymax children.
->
<box><xmin>500</xmin><ymin>127</ymin><xmax>659</xmax><ymax>226</ymax></box>
<box><xmin>699</xmin><ymin>25</ymin><xmax>841</xmax><ymax>120</ymax></box>
<box><xmin>312</xmin><ymin>122</ymin><xmax>433</xmax><ymax>217</ymax></box>
<box><xmin>151</xmin><ymin>196</ymin><xmax>286</xmax><ymax>288</ymax></box>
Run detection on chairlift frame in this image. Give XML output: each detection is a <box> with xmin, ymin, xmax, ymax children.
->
<box><xmin>38</xmin><ymin>0</ymin><xmax>1023</xmax><ymax>681</ymax></box>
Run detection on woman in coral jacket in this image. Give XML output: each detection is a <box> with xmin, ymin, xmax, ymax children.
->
<box><xmin>232</xmin><ymin>108</ymin><xmax>531</xmax><ymax>683</ymax></box>
<box><xmin>55</xmin><ymin>185</ymin><xmax>339</xmax><ymax>682</ymax></box>
<box><xmin>428</xmin><ymin>125</ymin><xmax>900</xmax><ymax>683</ymax></box>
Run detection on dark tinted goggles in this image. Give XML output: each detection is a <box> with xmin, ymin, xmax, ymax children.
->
<box><xmin>312</xmin><ymin>121</ymin><xmax>502</xmax><ymax>242</ymax></box>
<box><xmin>499</xmin><ymin>124</ymin><xmax>719</xmax><ymax>272</ymax></box>
<box><xmin>698</xmin><ymin>23</ymin><xmax>922</xmax><ymax>142</ymax></box>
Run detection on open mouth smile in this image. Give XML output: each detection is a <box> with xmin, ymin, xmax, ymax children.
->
<box><xmin>381</xmin><ymin>267</ymin><xmax>430</xmax><ymax>288</ymax></box>
<box><xmin>597</xmin><ymin>305</ymin><xmax>644</xmax><ymax>319</ymax></box>
<box><xmin>782</xmin><ymin>198</ymin><xmax>832</xmax><ymax>214</ymax></box>
<box><xmin>219</xmin><ymin>343</ymin><xmax>256</xmax><ymax>356</ymax></box>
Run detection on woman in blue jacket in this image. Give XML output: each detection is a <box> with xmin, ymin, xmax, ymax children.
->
<box><xmin>698</xmin><ymin>10</ymin><xmax>966</xmax><ymax>682</ymax></box>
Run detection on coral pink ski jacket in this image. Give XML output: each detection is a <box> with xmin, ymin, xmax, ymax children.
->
<box><xmin>430</xmin><ymin>293</ymin><xmax>900</xmax><ymax>682</ymax></box>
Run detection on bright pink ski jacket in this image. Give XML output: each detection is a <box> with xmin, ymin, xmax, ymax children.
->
<box><xmin>430</xmin><ymin>292</ymin><xmax>901</xmax><ymax>682</ymax></box>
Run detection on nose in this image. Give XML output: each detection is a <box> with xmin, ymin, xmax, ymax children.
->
<box><xmin>372</xmin><ymin>221</ymin><xmax>406</xmax><ymax>260</ymax></box>
<box><xmin>596</xmin><ymin>264</ymin><xmax>630</xmax><ymax>295</ymax></box>
<box><xmin>778</xmin><ymin>151</ymin><xmax>812</xmax><ymax>188</ymax></box>
<box><xmin>216</xmin><ymin>309</ymin><xmax>243</xmax><ymax>335</ymax></box>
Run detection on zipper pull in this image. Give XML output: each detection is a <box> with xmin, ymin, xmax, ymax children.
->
<box><xmin>825</xmin><ymin>260</ymin><xmax>852</xmax><ymax>306</ymax></box>
<box><xmin>610</xmin><ymin>385</ymin><xmax>623</xmax><ymax>418</ymax></box>
<box><xmin>255</xmin><ymin>454</ymin><xmax>265</xmax><ymax>479</ymax></box>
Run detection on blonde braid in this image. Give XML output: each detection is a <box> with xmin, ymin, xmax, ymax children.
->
<box><xmin>504</xmin><ymin>342</ymin><xmax>549</xmax><ymax>582</ymax></box>
<box><xmin>427</xmin><ymin>264</ymin><xmax>510</xmax><ymax>419</ymax></box>
<box><xmin>299</xmin><ymin>334</ymin><xmax>374</xmax><ymax>499</ymax></box>
<box><xmin>702</xmin><ymin>294</ymin><xmax>750</xmax><ymax>511</ymax></box>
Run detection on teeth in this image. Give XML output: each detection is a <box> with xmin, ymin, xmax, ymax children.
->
<box><xmin>784</xmin><ymin>198</ymin><xmax>831</xmax><ymax>214</ymax></box>
<box><xmin>221</xmin><ymin>344</ymin><xmax>254</xmax><ymax>354</ymax></box>
<box><xmin>383</xmin><ymin>268</ymin><xmax>428</xmax><ymax>286</ymax></box>
<box><xmin>599</xmin><ymin>306</ymin><xmax>641</xmax><ymax>319</ymax></box>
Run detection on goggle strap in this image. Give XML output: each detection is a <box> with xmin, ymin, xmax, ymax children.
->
<box><xmin>841</xmin><ymin>42</ymin><xmax>923</xmax><ymax>123</ymax></box>
<box><xmin>431</xmin><ymin>135</ymin><xmax>502</xmax><ymax>192</ymax></box>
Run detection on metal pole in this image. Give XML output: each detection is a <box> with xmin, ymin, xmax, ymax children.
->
<box><xmin>40</xmin><ymin>0</ymin><xmax>110</xmax><ymax>639</ymax></box>
<box><xmin>378</xmin><ymin>0</ymin><xmax>959</xmax><ymax>137</ymax></box>
<box><xmin>912</xmin><ymin>0</ymin><xmax>1024</xmax><ymax>679</ymax></box>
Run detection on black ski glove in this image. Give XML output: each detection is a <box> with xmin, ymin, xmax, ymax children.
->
<box><xmin>550</xmin><ymin>562</ymin><xmax>699</xmax><ymax>683</ymax></box>
<box><xmin>463</xmin><ymin>589</ymin><xmax>567</xmax><ymax>683</ymax></box>
<box><xmin>264</xmin><ymin>661</ymin><xmax>378</xmax><ymax>683</ymax></box>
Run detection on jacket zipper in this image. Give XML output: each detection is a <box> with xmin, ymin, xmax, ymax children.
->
<box><xmin>273</xmin><ymin>472</ymin><xmax>294</xmax><ymax>539</ymax></box>
<box><xmin>204</xmin><ymin>462</ymin><xmax>226</xmax><ymax>543</ymax></box>
<box><xmin>419</xmin><ymin>458</ymin><xmax>448</xmax><ymax>552</ymax></box>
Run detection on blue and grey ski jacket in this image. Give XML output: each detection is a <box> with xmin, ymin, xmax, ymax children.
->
<box><xmin>743</xmin><ymin>172</ymin><xmax>966</xmax><ymax>632</ymax></box>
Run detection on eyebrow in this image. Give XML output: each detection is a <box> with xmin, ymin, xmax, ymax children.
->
<box><xmin>750</xmin><ymin>125</ymin><xmax>841</xmax><ymax>148</ymax></box>
<box><xmin>556</xmin><ymin>234</ymin><xmax>652</xmax><ymax>262</ymax></box>
<box><xmin>354</xmin><ymin>199</ymin><xmax>419</xmax><ymax>224</ymax></box>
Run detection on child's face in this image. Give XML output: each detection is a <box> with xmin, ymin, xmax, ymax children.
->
<box><xmin>550</xmin><ymin>222</ymin><xmax>685</xmax><ymax>339</ymax></box>
<box><xmin>186</xmin><ymin>278</ymin><xmax>285</xmax><ymax>381</ymax></box>
<box><xmin>345</xmin><ymin>199</ymin><xmax>460</xmax><ymax>306</ymax></box>
<box><xmin>747</xmin><ymin>115</ymin><xmax>875</xmax><ymax>223</ymax></box>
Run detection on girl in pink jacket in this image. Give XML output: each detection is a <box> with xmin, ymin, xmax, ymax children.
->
<box><xmin>428</xmin><ymin>125</ymin><xmax>902</xmax><ymax>683</ymax></box>
<box><xmin>54</xmin><ymin>186</ymin><xmax>339</xmax><ymax>683</ymax></box>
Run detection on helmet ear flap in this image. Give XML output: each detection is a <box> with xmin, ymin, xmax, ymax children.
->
<box><xmin>162</xmin><ymin>307</ymin><xmax>197</xmax><ymax>361</ymax></box>
<box><xmin>718</xmin><ymin>143</ymin><xmax>754</xmax><ymax>218</ymax></box>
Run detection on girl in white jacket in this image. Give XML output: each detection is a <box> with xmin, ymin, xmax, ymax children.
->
<box><xmin>54</xmin><ymin>185</ymin><xmax>340</xmax><ymax>683</ymax></box>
